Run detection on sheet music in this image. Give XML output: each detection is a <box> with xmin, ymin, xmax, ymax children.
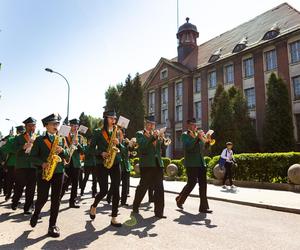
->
<box><xmin>58</xmin><ymin>125</ymin><xmax>71</xmax><ymax>137</ymax></box>
<box><xmin>78</xmin><ymin>125</ymin><xmax>88</xmax><ymax>134</ymax></box>
<box><xmin>117</xmin><ymin>116</ymin><xmax>130</xmax><ymax>129</ymax></box>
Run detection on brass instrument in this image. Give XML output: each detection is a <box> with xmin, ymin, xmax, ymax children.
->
<box><xmin>103</xmin><ymin>125</ymin><xmax>120</xmax><ymax>169</ymax></box>
<box><xmin>157</xmin><ymin>129</ymin><xmax>172</xmax><ymax>146</ymax></box>
<box><xmin>65</xmin><ymin>132</ymin><xmax>78</xmax><ymax>165</ymax></box>
<box><xmin>25</xmin><ymin>132</ymin><xmax>37</xmax><ymax>154</ymax></box>
<box><xmin>198</xmin><ymin>129</ymin><xmax>216</xmax><ymax>146</ymax></box>
<box><xmin>42</xmin><ymin>134</ymin><xmax>62</xmax><ymax>181</ymax></box>
<box><xmin>125</xmin><ymin>137</ymin><xmax>138</xmax><ymax>157</ymax></box>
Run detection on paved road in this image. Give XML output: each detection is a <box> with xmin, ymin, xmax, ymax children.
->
<box><xmin>0</xmin><ymin>184</ymin><xmax>300</xmax><ymax>250</ymax></box>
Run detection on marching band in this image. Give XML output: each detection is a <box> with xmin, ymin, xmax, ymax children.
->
<box><xmin>0</xmin><ymin>111</ymin><xmax>215</xmax><ymax>237</ymax></box>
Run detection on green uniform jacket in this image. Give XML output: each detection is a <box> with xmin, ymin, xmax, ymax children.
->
<box><xmin>136</xmin><ymin>130</ymin><xmax>163</xmax><ymax>168</ymax></box>
<box><xmin>181</xmin><ymin>131</ymin><xmax>206</xmax><ymax>167</ymax></box>
<box><xmin>30</xmin><ymin>134</ymin><xmax>69</xmax><ymax>174</ymax></box>
<box><xmin>90</xmin><ymin>128</ymin><xmax>123</xmax><ymax>165</ymax></box>
<box><xmin>14</xmin><ymin>133</ymin><xmax>36</xmax><ymax>169</ymax></box>
<box><xmin>83</xmin><ymin>144</ymin><xmax>96</xmax><ymax>167</ymax></box>
<box><xmin>120</xmin><ymin>140</ymin><xmax>131</xmax><ymax>172</ymax></box>
<box><xmin>0</xmin><ymin>136</ymin><xmax>16</xmax><ymax>168</ymax></box>
<box><xmin>65</xmin><ymin>134</ymin><xmax>84</xmax><ymax>168</ymax></box>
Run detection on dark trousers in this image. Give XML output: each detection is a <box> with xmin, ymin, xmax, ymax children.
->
<box><xmin>34</xmin><ymin>172</ymin><xmax>64</xmax><ymax>227</ymax></box>
<box><xmin>148</xmin><ymin>186</ymin><xmax>154</xmax><ymax>202</ymax></box>
<box><xmin>92</xmin><ymin>164</ymin><xmax>121</xmax><ymax>217</ymax></box>
<box><xmin>177</xmin><ymin>167</ymin><xmax>209</xmax><ymax>211</ymax></box>
<box><xmin>107</xmin><ymin>170</ymin><xmax>130</xmax><ymax>205</ymax></box>
<box><xmin>132</xmin><ymin>166</ymin><xmax>165</xmax><ymax>216</ymax></box>
<box><xmin>61</xmin><ymin>165</ymin><xmax>80</xmax><ymax>204</ymax></box>
<box><xmin>0</xmin><ymin>167</ymin><xmax>7</xmax><ymax>195</ymax></box>
<box><xmin>12</xmin><ymin>168</ymin><xmax>36</xmax><ymax>211</ymax></box>
<box><xmin>5</xmin><ymin>167</ymin><xmax>15</xmax><ymax>198</ymax></box>
<box><xmin>223</xmin><ymin>162</ymin><xmax>233</xmax><ymax>186</ymax></box>
<box><xmin>81</xmin><ymin>166</ymin><xmax>97</xmax><ymax>195</ymax></box>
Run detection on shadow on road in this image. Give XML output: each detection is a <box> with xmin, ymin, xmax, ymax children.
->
<box><xmin>173</xmin><ymin>210</ymin><xmax>218</xmax><ymax>228</ymax></box>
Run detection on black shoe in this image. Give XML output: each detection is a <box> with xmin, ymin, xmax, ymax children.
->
<box><xmin>24</xmin><ymin>210</ymin><xmax>32</xmax><ymax>215</ymax></box>
<box><xmin>121</xmin><ymin>203</ymin><xmax>129</xmax><ymax>207</ymax></box>
<box><xmin>92</xmin><ymin>193</ymin><xmax>96</xmax><ymax>198</ymax></box>
<box><xmin>199</xmin><ymin>209</ymin><xmax>213</xmax><ymax>214</ymax></box>
<box><xmin>11</xmin><ymin>204</ymin><xmax>17</xmax><ymax>210</ymax></box>
<box><xmin>80</xmin><ymin>190</ymin><xmax>84</xmax><ymax>196</ymax></box>
<box><xmin>69</xmin><ymin>203</ymin><xmax>80</xmax><ymax>208</ymax></box>
<box><xmin>110</xmin><ymin>221</ymin><xmax>122</xmax><ymax>227</ymax></box>
<box><xmin>155</xmin><ymin>214</ymin><xmax>167</xmax><ymax>219</ymax></box>
<box><xmin>89</xmin><ymin>205</ymin><xmax>96</xmax><ymax>220</ymax></box>
<box><xmin>48</xmin><ymin>226</ymin><xmax>60</xmax><ymax>238</ymax></box>
<box><xmin>5</xmin><ymin>195</ymin><xmax>10</xmax><ymax>201</ymax></box>
<box><xmin>30</xmin><ymin>214</ymin><xmax>38</xmax><ymax>228</ymax></box>
<box><xmin>175</xmin><ymin>196</ymin><xmax>183</xmax><ymax>209</ymax></box>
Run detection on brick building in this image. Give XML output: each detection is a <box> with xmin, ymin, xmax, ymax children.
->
<box><xmin>139</xmin><ymin>3</ymin><xmax>300</xmax><ymax>158</ymax></box>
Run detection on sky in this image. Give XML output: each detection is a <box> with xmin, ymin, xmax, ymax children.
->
<box><xmin>1</xmin><ymin>0</ymin><xmax>300</xmax><ymax>135</ymax></box>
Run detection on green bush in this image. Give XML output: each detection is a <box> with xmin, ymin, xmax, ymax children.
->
<box><xmin>207</xmin><ymin>152</ymin><xmax>300</xmax><ymax>183</ymax></box>
<box><xmin>162</xmin><ymin>157</ymin><xmax>171</xmax><ymax>173</ymax></box>
<box><xmin>171</xmin><ymin>158</ymin><xmax>185</xmax><ymax>177</ymax></box>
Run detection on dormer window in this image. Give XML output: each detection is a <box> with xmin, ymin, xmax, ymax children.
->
<box><xmin>160</xmin><ymin>68</ymin><xmax>168</xmax><ymax>80</ymax></box>
<box><xmin>233</xmin><ymin>37</ymin><xmax>247</xmax><ymax>53</ymax></box>
<box><xmin>262</xmin><ymin>23</ymin><xmax>280</xmax><ymax>40</ymax></box>
<box><xmin>208</xmin><ymin>48</ymin><xmax>222</xmax><ymax>63</ymax></box>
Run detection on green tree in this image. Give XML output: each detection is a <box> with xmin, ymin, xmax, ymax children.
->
<box><xmin>104</xmin><ymin>84</ymin><xmax>123</xmax><ymax>114</ymax></box>
<box><xmin>211</xmin><ymin>84</ymin><xmax>224</xmax><ymax>119</ymax></box>
<box><xmin>79</xmin><ymin>112</ymin><xmax>102</xmax><ymax>139</ymax></box>
<box><xmin>262</xmin><ymin>73</ymin><xmax>295</xmax><ymax>152</ymax></box>
<box><xmin>231</xmin><ymin>88</ymin><xmax>258</xmax><ymax>153</ymax></box>
<box><xmin>210</xmin><ymin>90</ymin><xmax>235</xmax><ymax>155</ymax></box>
<box><xmin>119</xmin><ymin>73</ymin><xmax>145</xmax><ymax>138</ymax></box>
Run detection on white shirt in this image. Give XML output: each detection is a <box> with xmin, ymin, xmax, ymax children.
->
<box><xmin>221</xmin><ymin>148</ymin><xmax>234</xmax><ymax>162</ymax></box>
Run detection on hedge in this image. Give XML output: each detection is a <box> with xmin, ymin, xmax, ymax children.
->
<box><xmin>208</xmin><ymin>152</ymin><xmax>300</xmax><ymax>183</ymax></box>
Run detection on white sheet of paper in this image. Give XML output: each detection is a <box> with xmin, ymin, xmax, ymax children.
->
<box><xmin>159</xmin><ymin>127</ymin><xmax>167</xmax><ymax>133</ymax></box>
<box><xmin>58</xmin><ymin>125</ymin><xmax>71</xmax><ymax>137</ymax></box>
<box><xmin>78</xmin><ymin>125</ymin><xmax>88</xmax><ymax>134</ymax></box>
<box><xmin>117</xmin><ymin>116</ymin><xmax>130</xmax><ymax>129</ymax></box>
<box><xmin>206</xmin><ymin>129</ymin><xmax>214</xmax><ymax>136</ymax></box>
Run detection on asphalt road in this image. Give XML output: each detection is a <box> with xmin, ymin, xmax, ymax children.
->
<box><xmin>0</xmin><ymin>183</ymin><xmax>300</xmax><ymax>250</ymax></box>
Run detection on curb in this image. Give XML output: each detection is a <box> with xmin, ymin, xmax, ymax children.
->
<box><xmin>129</xmin><ymin>184</ymin><xmax>300</xmax><ymax>215</ymax></box>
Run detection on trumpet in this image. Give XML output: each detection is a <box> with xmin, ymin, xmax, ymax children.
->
<box><xmin>198</xmin><ymin>129</ymin><xmax>216</xmax><ymax>146</ymax></box>
<box><xmin>125</xmin><ymin>137</ymin><xmax>139</xmax><ymax>157</ymax></box>
<box><xmin>157</xmin><ymin>130</ymin><xmax>172</xmax><ymax>146</ymax></box>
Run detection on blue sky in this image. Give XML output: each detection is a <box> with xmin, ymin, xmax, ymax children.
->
<box><xmin>1</xmin><ymin>0</ymin><xmax>300</xmax><ymax>135</ymax></box>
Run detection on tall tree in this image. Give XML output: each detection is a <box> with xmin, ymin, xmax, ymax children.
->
<box><xmin>211</xmin><ymin>84</ymin><xmax>224</xmax><ymax>120</ymax></box>
<box><xmin>104</xmin><ymin>84</ymin><xmax>122</xmax><ymax>114</ymax></box>
<box><xmin>262</xmin><ymin>73</ymin><xmax>295</xmax><ymax>152</ymax></box>
<box><xmin>210</xmin><ymin>90</ymin><xmax>235</xmax><ymax>155</ymax></box>
<box><xmin>79</xmin><ymin>112</ymin><xmax>102</xmax><ymax>139</ymax></box>
<box><xmin>231</xmin><ymin>88</ymin><xmax>258</xmax><ymax>153</ymax></box>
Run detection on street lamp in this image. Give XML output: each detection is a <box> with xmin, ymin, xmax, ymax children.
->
<box><xmin>45</xmin><ymin>68</ymin><xmax>70</xmax><ymax>124</ymax></box>
<box><xmin>5</xmin><ymin>118</ymin><xmax>18</xmax><ymax>125</ymax></box>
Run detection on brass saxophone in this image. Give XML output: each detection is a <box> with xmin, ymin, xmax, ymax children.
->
<box><xmin>103</xmin><ymin>125</ymin><xmax>120</xmax><ymax>169</ymax></box>
<box><xmin>42</xmin><ymin>135</ymin><xmax>62</xmax><ymax>181</ymax></box>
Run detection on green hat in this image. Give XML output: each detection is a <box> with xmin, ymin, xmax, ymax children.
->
<box><xmin>42</xmin><ymin>113</ymin><xmax>61</xmax><ymax>126</ymax></box>
<box><xmin>145</xmin><ymin>115</ymin><xmax>156</xmax><ymax>124</ymax></box>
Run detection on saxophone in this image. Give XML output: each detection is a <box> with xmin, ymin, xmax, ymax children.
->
<box><xmin>103</xmin><ymin>125</ymin><xmax>120</xmax><ymax>169</ymax></box>
<box><xmin>42</xmin><ymin>135</ymin><xmax>62</xmax><ymax>181</ymax></box>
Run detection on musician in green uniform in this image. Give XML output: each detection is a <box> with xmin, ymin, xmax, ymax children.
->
<box><xmin>132</xmin><ymin>116</ymin><xmax>166</xmax><ymax>219</ymax></box>
<box><xmin>175</xmin><ymin>118</ymin><xmax>212</xmax><ymax>213</ymax></box>
<box><xmin>61</xmin><ymin>118</ymin><xmax>84</xmax><ymax>208</ymax></box>
<box><xmin>12</xmin><ymin>117</ymin><xmax>37</xmax><ymax>214</ymax></box>
<box><xmin>29</xmin><ymin>113</ymin><xmax>69</xmax><ymax>238</ymax></box>
<box><xmin>0</xmin><ymin>126</ymin><xmax>25</xmax><ymax>201</ymax></box>
<box><xmin>89</xmin><ymin>110</ymin><xmax>123</xmax><ymax>227</ymax></box>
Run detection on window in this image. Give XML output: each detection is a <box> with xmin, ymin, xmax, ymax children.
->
<box><xmin>160</xmin><ymin>68</ymin><xmax>168</xmax><ymax>80</ymax></box>
<box><xmin>290</xmin><ymin>40</ymin><xmax>300</xmax><ymax>64</ymax></box>
<box><xmin>175</xmin><ymin>105</ymin><xmax>183</xmax><ymax>122</ymax></box>
<box><xmin>148</xmin><ymin>91</ymin><xmax>155</xmax><ymax>114</ymax></box>
<box><xmin>161</xmin><ymin>109</ymin><xmax>168</xmax><ymax>124</ymax></box>
<box><xmin>262</xmin><ymin>30</ymin><xmax>279</xmax><ymax>40</ymax></box>
<box><xmin>208</xmin><ymin>71</ymin><xmax>217</xmax><ymax>89</ymax></box>
<box><xmin>208</xmin><ymin>55</ymin><xmax>220</xmax><ymax>63</ymax></box>
<box><xmin>161</xmin><ymin>87</ymin><xmax>168</xmax><ymax>105</ymax></box>
<box><xmin>194</xmin><ymin>101</ymin><xmax>202</xmax><ymax>120</ymax></box>
<box><xmin>244</xmin><ymin>88</ymin><xmax>256</xmax><ymax>109</ymax></box>
<box><xmin>293</xmin><ymin>76</ymin><xmax>300</xmax><ymax>100</ymax></box>
<box><xmin>243</xmin><ymin>58</ymin><xmax>254</xmax><ymax>78</ymax></box>
<box><xmin>232</xmin><ymin>37</ymin><xmax>247</xmax><ymax>53</ymax></box>
<box><xmin>175</xmin><ymin>130</ymin><xmax>183</xmax><ymax>149</ymax></box>
<box><xmin>224</xmin><ymin>64</ymin><xmax>234</xmax><ymax>84</ymax></box>
<box><xmin>176</xmin><ymin>82</ymin><xmax>183</xmax><ymax>97</ymax></box>
<box><xmin>265</xmin><ymin>49</ymin><xmax>277</xmax><ymax>71</ymax></box>
<box><xmin>194</xmin><ymin>77</ymin><xmax>201</xmax><ymax>93</ymax></box>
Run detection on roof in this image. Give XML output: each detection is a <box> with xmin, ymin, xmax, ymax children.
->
<box><xmin>140</xmin><ymin>2</ymin><xmax>300</xmax><ymax>84</ymax></box>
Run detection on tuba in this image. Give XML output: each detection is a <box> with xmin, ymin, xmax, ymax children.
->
<box><xmin>42</xmin><ymin>135</ymin><xmax>62</xmax><ymax>181</ymax></box>
<box><xmin>103</xmin><ymin>125</ymin><xmax>120</xmax><ymax>169</ymax></box>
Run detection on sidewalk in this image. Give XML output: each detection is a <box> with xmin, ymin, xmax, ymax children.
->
<box><xmin>129</xmin><ymin>177</ymin><xmax>300</xmax><ymax>214</ymax></box>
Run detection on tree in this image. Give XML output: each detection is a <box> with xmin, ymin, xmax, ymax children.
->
<box><xmin>231</xmin><ymin>88</ymin><xmax>258</xmax><ymax>153</ymax></box>
<box><xmin>104</xmin><ymin>84</ymin><xmax>123</xmax><ymax>114</ymax></box>
<box><xmin>210</xmin><ymin>90</ymin><xmax>235</xmax><ymax>155</ymax></box>
<box><xmin>262</xmin><ymin>73</ymin><xmax>295</xmax><ymax>152</ymax></box>
<box><xmin>119</xmin><ymin>73</ymin><xmax>145</xmax><ymax>138</ymax></box>
<box><xmin>211</xmin><ymin>84</ymin><xmax>224</xmax><ymax>119</ymax></box>
<box><xmin>79</xmin><ymin>112</ymin><xmax>102</xmax><ymax>139</ymax></box>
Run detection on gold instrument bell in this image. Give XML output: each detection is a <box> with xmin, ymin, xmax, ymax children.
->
<box><xmin>201</xmin><ymin>129</ymin><xmax>216</xmax><ymax>146</ymax></box>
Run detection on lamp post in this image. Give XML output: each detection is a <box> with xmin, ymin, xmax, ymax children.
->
<box><xmin>45</xmin><ymin>68</ymin><xmax>70</xmax><ymax>124</ymax></box>
<box><xmin>5</xmin><ymin>118</ymin><xmax>18</xmax><ymax>125</ymax></box>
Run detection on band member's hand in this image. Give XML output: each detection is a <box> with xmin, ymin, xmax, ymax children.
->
<box><xmin>198</xmin><ymin>130</ymin><xmax>205</xmax><ymax>139</ymax></box>
<box><xmin>153</xmin><ymin>130</ymin><xmax>159</xmax><ymax>138</ymax></box>
<box><xmin>55</xmin><ymin>146</ymin><xmax>63</xmax><ymax>154</ymax></box>
<box><xmin>23</xmin><ymin>143</ymin><xmax>31</xmax><ymax>150</ymax></box>
<box><xmin>101</xmin><ymin>152</ymin><xmax>110</xmax><ymax>159</ymax></box>
<box><xmin>113</xmin><ymin>138</ymin><xmax>119</xmax><ymax>145</ymax></box>
<box><xmin>73</xmin><ymin>139</ymin><xmax>79</xmax><ymax>146</ymax></box>
<box><xmin>42</xmin><ymin>162</ymin><xmax>49</xmax><ymax>170</ymax></box>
